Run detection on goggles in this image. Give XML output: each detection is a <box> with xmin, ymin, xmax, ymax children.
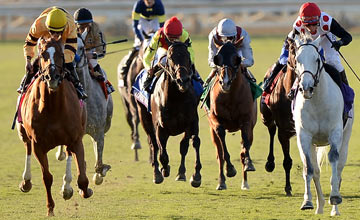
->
<box><xmin>301</xmin><ymin>16</ymin><xmax>320</xmax><ymax>25</ymax></box>
<box><xmin>220</xmin><ymin>36</ymin><xmax>235</xmax><ymax>43</ymax></box>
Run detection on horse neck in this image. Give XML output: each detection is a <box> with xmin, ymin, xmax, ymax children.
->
<box><xmin>283</xmin><ymin>66</ymin><xmax>296</xmax><ymax>94</ymax></box>
<box><xmin>311</xmin><ymin>68</ymin><xmax>333</xmax><ymax>102</ymax></box>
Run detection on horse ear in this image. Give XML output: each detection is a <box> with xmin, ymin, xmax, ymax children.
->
<box><xmin>213</xmin><ymin>36</ymin><xmax>223</xmax><ymax>48</ymax></box>
<box><xmin>234</xmin><ymin>36</ymin><xmax>244</xmax><ymax>48</ymax></box>
<box><xmin>214</xmin><ymin>54</ymin><xmax>223</xmax><ymax>66</ymax></box>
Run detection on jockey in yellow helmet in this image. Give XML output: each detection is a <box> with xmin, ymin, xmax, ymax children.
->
<box><xmin>20</xmin><ymin>7</ymin><xmax>87</xmax><ymax>99</ymax></box>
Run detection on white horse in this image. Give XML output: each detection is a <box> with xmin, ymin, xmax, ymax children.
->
<box><xmin>293</xmin><ymin>35</ymin><xmax>354</xmax><ymax>216</ymax></box>
<box><xmin>56</xmin><ymin>37</ymin><xmax>113</xmax><ymax>185</ymax></box>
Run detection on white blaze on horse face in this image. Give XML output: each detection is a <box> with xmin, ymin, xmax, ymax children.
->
<box><xmin>47</xmin><ymin>47</ymin><xmax>56</xmax><ymax>66</ymax></box>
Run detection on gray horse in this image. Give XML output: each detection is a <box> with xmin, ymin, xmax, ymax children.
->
<box><xmin>56</xmin><ymin>37</ymin><xmax>113</xmax><ymax>185</ymax></box>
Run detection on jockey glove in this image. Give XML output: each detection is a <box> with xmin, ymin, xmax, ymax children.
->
<box><xmin>331</xmin><ymin>40</ymin><xmax>343</xmax><ymax>51</ymax></box>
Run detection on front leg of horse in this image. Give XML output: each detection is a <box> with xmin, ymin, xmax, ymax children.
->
<box><xmin>92</xmin><ymin>135</ymin><xmax>111</xmax><ymax>185</ymax></box>
<box><xmin>265</xmin><ymin>124</ymin><xmax>276</xmax><ymax>172</ymax></box>
<box><xmin>298</xmin><ymin>138</ymin><xmax>314</xmax><ymax>210</ymax></box>
<box><xmin>279</xmin><ymin>131</ymin><xmax>293</xmax><ymax>196</ymax></box>
<box><xmin>157</xmin><ymin>130</ymin><xmax>170</xmax><ymax>178</ymax></box>
<box><xmin>190</xmin><ymin>134</ymin><xmax>202</xmax><ymax>188</ymax></box>
<box><xmin>71</xmin><ymin>142</ymin><xmax>93</xmax><ymax>199</ymax></box>
<box><xmin>150</xmin><ymin>136</ymin><xmax>163</xmax><ymax>184</ymax></box>
<box><xmin>60</xmin><ymin>151</ymin><xmax>74</xmax><ymax>200</ymax></box>
<box><xmin>176</xmin><ymin>135</ymin><xmax>190</xmax><ymax>182</ymax></box>
<box><xmin>241</xmin><ymin>129</ymin><xmax>256</xmax><ymax>172</ymax></box>
<box><xmin>19</xmin><ymin>142</ymin><xmax>32</xmax><ymax>193</ymax></box>
<box><xmin>210</xmin><ymin>128</ymin><xmax>226</xmax><ymax>190</ymax></box>
<box><xmin>328</xmin><ymin>147</ymin><xmax>342</xmax><ymax>205</ymax></box>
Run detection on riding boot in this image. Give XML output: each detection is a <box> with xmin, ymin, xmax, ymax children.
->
<box><xmin>17</xmin><ymin>72</ymin><xmax>34</xmax><ymax>94</ymax></box>
<box><xmin>93</xmin><ymin>64</ymin><xmax>105</xmax><ymax>81</ymax></box>
<box><xmin>143</xmin><ymin>70</ymin><xmax>154</xmax><ymax>93</ymax></box>
<box><xmin>65</xmin><ymin>63</ymin><xmax>88</xmax><ymax>100</ymax></box>
<box><xmin>340</xmin><ymin>70</ymin><xmax>349</xmax><ymax>85</ymax></box>
<box><xmin>119</xmin><ymin>47</ymin><xmax>139</xmax><ymax>78</ymax></box>
<box><xmin>263</xmin><ymin>61</ymin><xmax>285</xmax><ymax>93</ymax></box>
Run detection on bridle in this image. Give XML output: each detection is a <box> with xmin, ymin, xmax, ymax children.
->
<box><xmin>39</xmin><ymin>48</ymin><xmax>65</xmax><ymax>83</ymax></box>
<box><xmin>295</xmin><ymin>43</ymin><xmax>324</xmax><ymax>87</ymax></box>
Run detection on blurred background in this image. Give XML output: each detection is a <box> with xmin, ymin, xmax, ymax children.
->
<box><xmin>1</xmin><ymin>0</ymin><xmax>360</xmax><ymax>41</ymax></box>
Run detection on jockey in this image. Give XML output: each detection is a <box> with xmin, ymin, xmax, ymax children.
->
<box><xmin>205</xmin><ymin>18</ymin><xmax>255</xmax><ymax>86</ymax></box>
<box><xmin>142</xmin><ymin>16</ymin><xmax>196</xmax><ymax>91</ymax></box>
<box><xmin>74</xmin><ymin>8</ymin><xmax>114</xmax><ymax>93</ymax></box>
<box><xmin>21</xmin><ymin>7</ymin><xmax>87</xmax><ymax>99</ymax></box>
<box><xmin>262</xmin><ymin>2</ymin><xmax>352</xmax><ymax>93</ymax></box>
<box><xmin>119</xmin><ymin>0</ymin><xmax>165</xmax><ymax>78</ymax></box>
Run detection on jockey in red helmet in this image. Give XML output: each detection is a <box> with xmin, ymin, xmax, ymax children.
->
<box><xmin>142</xmin><ymin>16</ymin><xmax>197</xmax><ymax>92</ymax></box>
<box><xmin>263</xmin><ymin>2</ymin><xmax>352</xmax><ymax>94</ymax></box>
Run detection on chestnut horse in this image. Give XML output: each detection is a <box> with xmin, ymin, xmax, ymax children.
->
<box><xmin>16</xmin><ymin>38</ymin><xmax>92</xmax><ymax>216</ymax></box>
<box><xmin>135</xmin><ymin>42</ymin><xmax>202</xmax><ymax>187</ymax></box>
<box><xmin>206</xmin><ymin>39</ymin><xmax>257</xmax><ymax>190</ymax></box>
<box><xmin>260</xmin><ymin>39</ymin><xmax>297</xmax><ymax>196</ymax></box>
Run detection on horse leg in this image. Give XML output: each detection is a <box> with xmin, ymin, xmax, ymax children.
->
<box><xmin>91</xmin><ymin>133</ymin><xmax>111</xmax><ymax>185</ymax></box>
<box><xmin>265</xmin><ymin>123</ymin><xmax>276</xmax><ymax>172</ymax></box>
<box><xmin>328</xmin><ymin>128</ymin><xmax>343</xmax><ymax>206</ymax></box>
<box><xmin>55</xmin><ymin>145</ymin><xmax>66</xmax><ymax>161</ymax></box>
<box><xmin>297</xmin><ymin>133</ymin><xmax>314</xmax><ymax>210</ymax></box>
<box><xmin>69</xmin><ymin>140</ymin><xmax>93</xmax><ymax>199</ymax></box>
<box><xmin>189</xmin><ymin>123</ymin><xmax>202</xmax><ymax>188</ymax></box>
<box><xmin>156</xmin><ymin>127</ymin><xmax>170</xmax><ymax>178</ymax></box>
<box><xmin>210</xmin><ymin>127</ymin><xmax>226</xmax><ymax>190</ymax></box>
<box><xmin>176</xmin><ymin>134</ymin><xmax>190</xmax><ymax>182</ymax></box>
<box><xmin>278</xmin><ymin>130</ymin><xmax>293</xmax><ymax>196</ymax></box>
<box><xmin>129</xmin><ymin>96</ymin><xmax>142</xmax><ymax>152</ymax></box>
<box><xmin>19</xmin><ymin>141</ymin><xmax>32</xmax><ymax>192</ymax></box>
<box><xmin>312</xmin><ymin>146</ymin><xmax>325</xmax><ymax>214</ymax></box>
<box><xmin>60</xmin><ymin>148</ymin><xmax>74</xmax><ymax>200</ymax></box>
<box><xmin>241</xmin><ymin>127</ymin><xmax>256</xmax><ymax>172</ymax></box>
<box><xmin>33</xmin><ymin>145</ymin><xmax>55</xmax><ymax>216</ymax></box>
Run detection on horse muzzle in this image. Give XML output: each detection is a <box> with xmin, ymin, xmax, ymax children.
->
<box><xmin>299</xmin><ymin>86</ymin><xmax>313</xmax><ymax>99</ymax></box>
<box><xmin>43</xmin><ymin>73</ymin><xmax>62</xmax><ymax>90</ymax></box>
<box><xmin>176</xmin><ymin>77</ymin><xmax>191</xmax><ymax>92</ymax></box>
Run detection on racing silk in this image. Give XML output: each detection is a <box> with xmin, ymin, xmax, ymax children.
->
<box><xmin>82</xmin><ymin>22</ymin><xmax>106</xmax><ymax>59</ymax></box>
<box><xmin>143</xmin><ymin>27</ymin><xmax>195</xmax><ymax>70</ymax></box>
<box><xmin>278</xmin><ymin>11</ymin><xmax>352</xmax><ymax>72</ymax></box>
<box><xmin>132</xmin><ymin>0</ymin><xmax>165</xmax><ymax>42</ymax></box>
<box><xmin>208</xmin><ymin>26</ymin><xmax>254</xmax><ymax>68</ymax></box>
<box><xmin>24</xmin><ymin>7</ymin><xmax>77</xmax><ymax>63</ymax></box>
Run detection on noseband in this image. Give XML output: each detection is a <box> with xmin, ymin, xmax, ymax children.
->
<box><xmin>39</xmin><ymin>51</ymin><xmax>65</xmax><ymax>83</ymax></box>
<box><xmin>296</xmin><ymin>43</ymin><xmax>324</xmax><ymax>87</ymax></box>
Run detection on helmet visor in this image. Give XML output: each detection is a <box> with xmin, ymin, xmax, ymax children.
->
<box><xmin>301</xmin><ymin>16</ymin><xmax>320</xmax><ymax>25</ymax></box>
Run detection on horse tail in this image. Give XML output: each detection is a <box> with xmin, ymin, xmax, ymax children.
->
<box><xmin>316</xmin><ymin>146</ymin><xmax>329</xmax><ymax>171</ymax></box>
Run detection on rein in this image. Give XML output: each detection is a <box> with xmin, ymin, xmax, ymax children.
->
<box><xmin>296</xmin><ymin>43</ymin><xmax>324</xmax><ymax>87</ymax></box>
<box><xmin>39</xmin><ymin>54</ymin><xmax>65</xmax><ymax>82</ymax></box>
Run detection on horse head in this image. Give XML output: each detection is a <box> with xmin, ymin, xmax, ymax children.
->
<box><xmin>166</xmin><ymin>42</ymin><xmax>192</xmax><ymax>92</ymax></box>
<box><xmin>213</xmin><ymin>39</ymin><xmax>242</xmax><ymax>92</ymax></box>
<box><xmin>39</xmin><ymin>38</ymin><xmax>65</xmax><ymax>90</ymax></box>
<box><xmin>294</xmin><ymin>35</ymin><xmax>323</xmax><ymax>99</ymax></box>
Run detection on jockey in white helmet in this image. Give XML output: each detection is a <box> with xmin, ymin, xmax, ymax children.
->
<box><xmin>205</xmin><ymin>18</ymin><xmax>255</xmax><ymax>86</ymax></box>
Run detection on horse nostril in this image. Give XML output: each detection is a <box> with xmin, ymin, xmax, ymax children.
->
<box><xmin>299</xmin><ymin>87</ymin><xmax>303</xmax><ymax>92</ymax></box>
<box><xmin>45</xmin><ymin>75</ymin><xmax>50</xmax><ymax>80</ymax></box>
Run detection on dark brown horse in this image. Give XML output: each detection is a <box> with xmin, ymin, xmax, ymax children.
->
<box><xmin>260</xmin><ymin>39</ymin><xmax>297</xmax><ymax>196</ymax></box>
<box><xmin>206</xmin><ymin>39</ymin><xmax>257</xmax><ymax>190</ymax></box>
<box><xmin>136</xmin><ymin>42</ymin><xmax>202</xmax><ymax>187</ymax></box>
<box><xmin>16</xmin><ymin>38</ymin><xmax>92</xmax><ymax>216</ymax></box>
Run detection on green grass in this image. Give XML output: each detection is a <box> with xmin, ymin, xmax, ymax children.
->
<box><xmin>0</xmin><ymin>36</ymin><xmax>359</xmax><ymax>219</ymax></box>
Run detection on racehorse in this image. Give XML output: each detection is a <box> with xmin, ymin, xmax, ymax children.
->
<box><xmin>206</xmin><ymin>39</ymin><xmax>257</xmax><ymax>190</ymax></box>
<box><xmin>293</xmin><ymin>35</ymin><xmax>354</xmax><ymax>216</ymax></box>
<box><xmin>56</xmin><ymin>36</ymin><xmax>113</xmax><ymax>185</ymax></box>
<box><xmin>135</xmin><ymin>42</ymin><xmax>202</xmax><ymax>187</ymax></box>
<box><xmin>117</xmin><ymin>37</ymin><xmax>151</xmax><ymax>161</ymax></box>
<box><xmin>260</xmin><ymin>39</ymin><xmax>297</xmax><ymax>196</ymax></box>
<box><xmin>16</xmin><ymin>38</ymin><xmax>93</xmax><ymax>216</ymax></box>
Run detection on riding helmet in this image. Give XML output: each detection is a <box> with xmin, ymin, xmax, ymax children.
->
<box><xmin>74</xmin><ymin>8</ymin><xmax>93</xmax><ymax>24</ymax></box>
<box><xmin>46</xmin><ymin>8</ymin><xmax>67</xmax><ymax>32</ymax></box>
<box><xmin>217</xmin><ymin>18</ymin><xmax>237</xmax><ymax>37</ymax></box>
<box><xmin>164</xmin><ymin>16</ymin><xmax>183</xmax><ymax>38</ymax></box>
<box><xmin>299</xmin><ymin>2</ymin><xmax>321</xmax><ymax>25</ymax></box>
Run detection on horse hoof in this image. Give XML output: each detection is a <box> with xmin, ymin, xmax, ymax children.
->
<box><xmin>226</xmin><ymin>166</ymin><xmax>237</xmax><ymax>178</ymax></box>
<box><xmin>93</xmin><ymin>173</ymin><xmax>104</xmax><ymax>185</ymax></box>
<box><xmin>265</xmin><ymin>161</ymin><xmax>275</xmax><ymax>172</ymax></box>
<box><xmin>285</xmin><ymin>186</ymin><xmax>292</xmax><ymax>196</ymax></box>
<box><xmin>47</xmin><ymin>209</ymin><xmax>54</xmax><ymax>217</ymax></box>
<box><xmin>153</xmin><ymin>173</ymin><xmax>164</xmax><ymax>184</ymax></box>
<box><xmin>216</xmin><ymin>183</ymin><xmax>227</xmax><ymax>190</ymax></box>
<box><xmin>331</xmin><ymin>209</ymin><xmax>340</xmax><ymax>216</ymax></box>
<box><xmin>329</xmin><ymin>196</ymin><xmax>342</xmax><ymax>205</ymax></box>
<box><xmin>131</xmin><ymin>141</ymin><xmax>142</xmax><ymax>150</ymax></box>
<box><xmin>19</xmin><ymin>180</ymin><xmax>32</xmax><ymax>193</ymax></box>
<box><xmin>244</xmin><ymin>160</ymin><xmax>256</xmax><ymax>172</ymax></box>
<box><xmin>300</xmin><ymin>201</ymin><xmax>314</xmax><ymax>210</ymax></box>
<box><xmin>190</xmin><ymin>174</ymin><xmax>201</xmax><ymax>188</ymax></box>
<box><xmin>175</xmin><ymin>173</ymin><xmax>186</xmax><ymax>182</ymax></box>
<box><xmin>56</xmin><ymin>151</ymin><xmax>66</xmax><ymax>161</ymax></box>
<box><xmin>161</xmin><ymin>165</ymin><xmax>170</xmax><ymax>177</ymax></box>
<box><xmin>241</xmin><ymin>180</ymin><xmax>249</xmax><ymax>190</ymax></box>
<box><xmin>61</xmin><ymin>187</ymin><xmax>74</xmax><ymax>200</ymax></box>
<box><xmin>100</xmin><ymin>164</ymin><xmax>111</xmax><ymax>177</ymax></box>
<box><xmin>79</xmin><ymin>188</ymin><xmax>93</xmax><ymax>199</ymax></box>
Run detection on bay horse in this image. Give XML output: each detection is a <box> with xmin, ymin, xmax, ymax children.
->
<box><xmin>56</xmin><ymin>36</ymin><xmax>114</xmax><ymax>185</ymax></box>
<box><xmin>206</xmin><ymin>39</ymin><xmax>257</xmax><ymax>190</ymax></box>
<box><xmin>293</xmin><ymin>35</ymin><xmax>354</xmax><ymax>215</ymax></box>
<box><xmin>16</xmin><ymin>38</ymin><xmax>92</xmax><ymax>216</ymax></box>
<box><xmin>135</xmin><ymin>42</ymin><xmax>202</xmax><ymax>187</ymax></box>
<box><xmin>260</xmin><ymin>39</ymin><xmax>297</xmax><ymax>196</ymax></box>
<box><xmin>117</xmin><ymin>36</ymin><xmax>152</xmax><ymax>161</ymax></box>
